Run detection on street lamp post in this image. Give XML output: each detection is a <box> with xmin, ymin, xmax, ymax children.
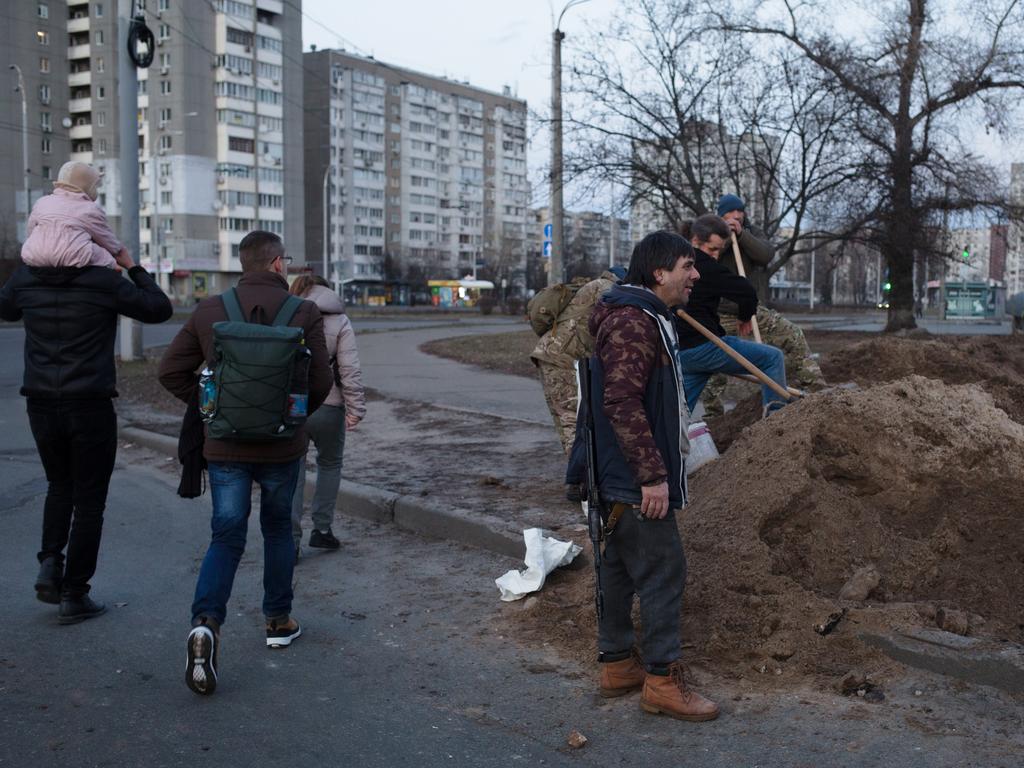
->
<box><xmin>549</xmin><ymin>0</ymin><xmax>590</xmax><ymax>287</ymax></box>
<box><xmin>322</xmin><ymin>164</ymin><xmax>336</xmax><ymax>292</ymax></box>
<box><xmin>9</xmin><ymin>65</ymin><xmax>30</xmax><ymax>238</ymax></box>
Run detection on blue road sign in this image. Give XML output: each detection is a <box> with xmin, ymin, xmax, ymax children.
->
<box><xmin>543</xmin><ymin>242</ymin><xmax>552</xmax><ymax>258</ymax></box>
<box><xmin>543</xmin><ymin>223</ymin><xmax>553</xmax><ymax>239</ymax></box>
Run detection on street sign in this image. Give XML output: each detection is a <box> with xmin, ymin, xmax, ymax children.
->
<box><xmin>543</xmin><ymin>223</ymin><xmax>552</xmax><ymax>239</ymax></box>
<box><xmin>543</xmin><ymin>242</ymin><xmax>552</xmax><ymax>258</ymax></box>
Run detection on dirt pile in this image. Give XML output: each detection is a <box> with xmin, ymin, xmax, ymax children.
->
<box><xmin>509</xmin><ymin>375</ymin><xmax>1024</xmax><ymax>687</ymax></box>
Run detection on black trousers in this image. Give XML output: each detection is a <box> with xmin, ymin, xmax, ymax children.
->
<box><xmin>27</xmin><ymin>398</ymin><xmax>118</xmax><ymax>597</ymax></box>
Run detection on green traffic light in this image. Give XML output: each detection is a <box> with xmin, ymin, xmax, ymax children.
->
<box><xmin>883</xmin><ymin>282</ymin><xmax>892</xmax><ymax>291</ymax></box>
<box><xmin>961</xmin><ymin>248</ymin><xmax>970</xmax><ymax>262</ymax></box>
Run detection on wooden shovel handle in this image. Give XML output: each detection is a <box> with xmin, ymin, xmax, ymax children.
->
<box><xmin>730</xmin><ymin>232</ymin><xmax>763</xmax><ymax>344</ymax></box>
<box><xmin>675</xmin><ymin>308</ymin><xmax>792</xmax><ymax>402</ymax></box>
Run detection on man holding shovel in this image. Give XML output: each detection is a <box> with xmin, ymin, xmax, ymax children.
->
<box><xmin>702</xmin><ymin>194</ymin><xmax>825</xmax><ymax>415</ymax></box>
<box><xmin>676</xmin><ymin>215</ymin><xmax>789</xmax><ymax>417</ymax></box>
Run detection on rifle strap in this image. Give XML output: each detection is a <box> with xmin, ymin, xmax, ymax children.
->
<box><xmin>603</xmin><ymin>502</ymin><xmax>631</xmax><ymax>540</ymax></box>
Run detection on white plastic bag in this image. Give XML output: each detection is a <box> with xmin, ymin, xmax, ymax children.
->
<box><xmin>685</xmin><ymin>421</ymin><xmax>719</xmax><ymax>475</ymax></box>
<box><xmin>495</xmin><ymin>528</ymin><xmax>582</xmax><ymax>602</ymax></box>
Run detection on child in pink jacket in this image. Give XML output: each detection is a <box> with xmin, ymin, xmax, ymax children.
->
<box><xmin>21</xmin><ymin>161</ymin><xmax>127</xmax><ymax>269</ymax></box>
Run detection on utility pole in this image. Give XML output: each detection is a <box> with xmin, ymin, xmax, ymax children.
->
<box><xmin>322</xmin><ymin>165</ymin><xmax>331</xmax><ymax>288</ymax></box>
<box><xmin>549</xmin><ymin>26</ymin><xmax>565</xmax><ymax>287</ymax></box>
<box><xmin>9</xmin><ymin>65</ymin><xmax>30</xmax><ymax>239</ymax></box>
<box><xmin>809</xmin><ymin>242</ymin><xmax>816</xmax><ymax>310</ymax></box>
<box><xmin>548</xmin><ymin>1</ymin><xmax>590</xmax><ymax>287</ymax></box>
<box><xmin>118</xmin><ymin>0</ymin><xmax>143</xmax><ymax>360</ymax></box>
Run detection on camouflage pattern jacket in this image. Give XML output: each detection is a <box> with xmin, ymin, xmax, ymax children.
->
<box><xmin>568</xmin><ymin>285</ymin><xmax>689</xmax><ymax>508</ymax></box>
<box><xmin>530</xmin><ymin>271</ymin><xmax>619</xmax><ymax>369</ymax></box>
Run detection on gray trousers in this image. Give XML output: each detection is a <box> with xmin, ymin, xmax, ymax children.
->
<box><xmin>597</xmin><ymin>507</ymin><xmax>686</xmax><ymax>670</ymax></box>
<box><xmin>291</xmin><ymin>404</ymin><xmax>346</xmax><ymax>545</ymax></box>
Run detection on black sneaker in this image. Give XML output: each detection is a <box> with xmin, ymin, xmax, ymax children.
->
<box><xmin>266</xmin><ymin>617</ymin><xmax>302</xmax><ymax>649</ymax></box>
<box><xmin>35</xmin><ymin>557</ymin><xmax>63</xmax><ymax>605</ymax></box>
<box><xmin>58</xmin><ymin>595</ymin><xmax>107</xmax><ymax>625</ymax></box>
<box><xmin>308</xmin><ymin>528</ymin><xmax>341</xmax><ymax>550</ymax></box>
<box><xmin>186</xmin><ymin>624</ymin><xmax>218</xmax><ymax>696</ymax></box>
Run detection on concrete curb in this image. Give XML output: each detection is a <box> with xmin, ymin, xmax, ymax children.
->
<box><xmin>860</xmin><ymin>629</ymin><xmax>1024</xmax><ymax>696</ymax></box>
<box><xmin>119</xmin><ymin>426</ymin><xmax>526</xmax><ymax>562</ymax></box>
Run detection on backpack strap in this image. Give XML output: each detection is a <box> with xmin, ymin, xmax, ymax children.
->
<box><xmin>271</xmin><ymin>295</ymin><xmax>303</xmax><ymax>327</ymax></box>
<box><xmin>221</xmin><ymin>288</ymin><xmax>245</xmax><ymax>322</ymax></box>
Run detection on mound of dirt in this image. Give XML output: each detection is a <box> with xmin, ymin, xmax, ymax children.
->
<box><xmin>508</xmin><ymin>376</ymin><xmax>1024</xmax><ymax>688</ymax></box>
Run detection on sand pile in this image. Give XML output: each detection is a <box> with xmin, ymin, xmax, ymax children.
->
<box><xmin>510</xmin><ymin>375</ymin><xmax>1024</xmax><ymax>687</ymax></box>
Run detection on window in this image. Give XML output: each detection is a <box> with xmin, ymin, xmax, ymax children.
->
<box><xmin>37</xmin><ymin>31</ymin><xmax>49</xmax><ymax>45</ymax></box>
<box><xmin>216</xmin><ymin>81</ymin><xmax>255</xmax><ymax>99</ymax></box>
<box><xmin>40</xmin><ymin>112</ymin><xmax>51</xmax><ymax>131</ymax></box>
<box><xmin>225</xmin><ymin>27</ymin><xmax>253</xmax><ymax>47</ymax></box>
<box><xmin>37</xmin><ymin>4</ymin><xmax>48</xmax><ymax>19</ymax></box>
<box><xmin>257</xmin><ymin>219</ymin><xmax>283</xmax><ymax>234</ymax></box>
<box><xmin>160</xmin><ymin>80</ymin><xmax>172</xmax><ymax>95</ymax></box>
<box><xmin>98</xmin><ymin>138</ymin><xmax>108</xmax><ymax>153</ymax></box>
<box><xmin>39</xmin><ymin>57</ymin><xmax>50</xmax><ymax>73</ymax></box>
<box><xmin>41</xmin><ymin>138</ymin><xmax>51</xmax><ymax>154</ymax></box>
<box><xmin>159</xmin><ymin>107</ymin><xmax>172</xmax><ymax>124</ymax></box>
<box><xmin>159</xmin><ymin>0</ymin><xmax>170</xmax><ymax>11</ymax></box>
<box><xmin>228</xmin><ymin>136</ymin><xmax>255</xmax><ymax>153</ymax></box>
<box><xmin>158</xmin><ymin>24</ymin><xmax>170</xmax><ymax>41</ymax></box>
<box><xmin>258</xmin><ymin>193</ymin><xmax>283</xmax><ymax>208</ymax></box>
<box><xmin>159</xmin><ymin>52</ymin><xmax>170</xmax><ymax>69</ymax></box>
<box><xmin>163</xmin><ymin>218</ymin><xmax>173</xmax><ymax>233</ymax></box>
<box><xmin>38</xmin><ymin>85</ymin><xmax>51</xmax><ymax>104</ymax></box>
<box><xmin>42</xmin><ymin>166</ymin><xmax>51</xmax><ymax>179</ymax></box>
<box><xmin>257</xmin><ymin>61</ymin><xmax>282</xmax><ymax>80</ymax></box>
<box><xmin>96</xmin><ymin>57</ymin><xmax>105</xmax><ymax>73</ymax></box>
<box><xmin>97</xmin><ymin>86</ymin><xmax>105</xmax><ymax>99</ymax></box>
<box><xmin>160</xmin><ymin>191</ymin><xmax>173</xmax><ymax>205</ymax></box>
<box><xmin>94</xmin><ymin>30</ymin><xmax>104</xmax><ymax>45</ymax></box>
<box><xmin>159</xmin><ymin>134</ymin><xmax>173</xmax><ymax>150</ymax></box>
<box><xmin>160</xmin><ymin>162</ymin><xmax>170</xmax><ymax>177</ymax></box>
<box><xmin>95</xmin><ymin>3</ymin><xmax>104</xmax><ymax>16</ymax></box>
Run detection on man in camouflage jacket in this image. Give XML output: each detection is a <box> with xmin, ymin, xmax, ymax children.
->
<box><xmin>568</xmin><ymin>231</ymin><xmax>719</xmax><ymax>722</ymax></box>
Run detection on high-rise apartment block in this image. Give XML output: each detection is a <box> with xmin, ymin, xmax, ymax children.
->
<box><xmin>1</xmin><ymin>0</ymin><xmax>304</xmax><ymax>301</ymax></box>
<box><xmin>531</xmin><ymin>207</ymin><xmax>630</xmax><ymax>280</ymax></box>
<box><xmin>303</xmin><ymin>50</ymin><xmax>529</xmax><ymax>302</ymax></box>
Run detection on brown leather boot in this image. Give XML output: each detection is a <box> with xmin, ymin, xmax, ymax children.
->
<box><xmin>640</xmin><ymin>661</ymin><xmax>719</xmax><ymax>721</ymax></box>
<box><xmin>599</xmin><ymin>654</ymin><xmax>645</xmax><ymax>698</ymax></box>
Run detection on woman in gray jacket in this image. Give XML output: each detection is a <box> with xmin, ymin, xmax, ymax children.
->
<box><xmin>289</xmin><ymin>275</ymin><xmax>366</xmax><ymax>555</ymax></box>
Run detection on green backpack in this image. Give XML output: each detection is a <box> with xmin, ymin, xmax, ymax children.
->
<box><xmin>204</xmin><ymin>288</ymin><xmax>311</xmax><ymax>441</ymax></box>
<box><xmin>526</xmin><ymin>281</ymin><xmax>583</xmax><ymax>336</ymax></box>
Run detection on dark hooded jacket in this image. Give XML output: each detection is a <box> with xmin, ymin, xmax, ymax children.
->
<box><xmin>567</xmin><ymin>284</ymin><xmax>689</xmax><ymax>508</ymax></box>
<box><xmin>0</xmin><ymin>264</ymin><xmax>172</xmax><ymax>398</ymax></box>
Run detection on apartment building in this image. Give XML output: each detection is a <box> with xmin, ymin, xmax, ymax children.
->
<box><xmin>1</xmin><ymin>0</ymin><xmax>303</xmax><ymax>301</ymax></box>
<box><xmin>530</xmin><ymin>207</ymin><xmax>630</xmax><ymax>281</ymax></box>
<box><xmin>303</xmin><ymin>50</ymin><xmax>529</xmax><ymax>303</ymax></box>
<box><xmin>0</xmin><ymin>1</ymin><xmax>72</xmax><ymax>256</ymax></box>
<box><xmin>1007</xmin><ymin>163</ymin><xmax>1024</xmax><ymax>296</ymax></box>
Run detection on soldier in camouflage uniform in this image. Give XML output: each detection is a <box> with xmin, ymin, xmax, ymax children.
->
<box><xmin>702</xmin><ymin>195</ymin><xmax>825</xmax><ymax>416</ymax></box>
<box><xmin>531</xmin><ymin>266</ymin><xmax>623</xmax><ymax>454</ymax></box>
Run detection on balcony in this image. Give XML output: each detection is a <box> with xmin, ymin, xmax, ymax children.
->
<box><xmin>67</xmin><ymin>44</ymin><xmax>91</xmax><ymax>60</ymax></box>
<box><xmin>256</xmin><ymin>0</ymin><xmax>284</xmax><ymax>13</ymax></box>
<box><xmin>69</xmin><ymin>124</ymin><xmax>93</xmax><ymax>140</ymax></box>
<box><xmin>67</xmin><ymin>16</ymin><xmax>90</xmax><ymax>34</ymax></box>
<box><xmin>69</xmin><ymin>97</ymin><xmax>92</xmax><ymax>113</ymax></box>
<box><xmin>68</xmin><ymin>70</ymin><xmax>91</xmax><ymax>87</ymax></box>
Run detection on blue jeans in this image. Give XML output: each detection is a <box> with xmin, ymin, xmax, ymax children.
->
<box><xmin>191</xmin><ymin>459</ymin><xmax>302</xmax><ymax>626</ymax></box>
<box><xmin>677</xmin><ymin>336</ymin><xmax>787</xmax><ymax>415</ymax></box>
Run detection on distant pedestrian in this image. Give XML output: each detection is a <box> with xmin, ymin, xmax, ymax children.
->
<box><xmin>158</xmin><ymin>231</ymin><xmax>332</xmax><ymax>696</ymax></box>
<box><xmin>914</xmin><ymin>296</ymin><xmax>924</xmax><ymax>319</ymax></box>
<box><xmin>0</xmin><ymin>234</ymin><xmax>172</xmax><ymax>623</ymax></box>
<box><xmin>21</xmin><ymin>161</ymin><xmax>125</xmax><ymax>269</ymax></box>
<box><xmin>289</xmin><ymin>274</ymin><xmax>365</xmax><ymax>557</ymax></box>
<box><xmin>571</xmin><ymin>230</ymin><xmax>719</xmax><ymax>722</ymax></box>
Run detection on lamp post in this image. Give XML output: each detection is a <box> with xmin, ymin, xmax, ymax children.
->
<box><xmin>549</xmin><ymin>0</ymin><xmax>590</xmax><ymax>287</ymax></box>
<box><xmin>9</xmin><ymin>65</ymin><xmax>29</xmax><ymax>238</ymax></box>
<box><xmin>322</xmin><ymin>164</ymin><xmax>333</xmax><ymax>291</ymax></box>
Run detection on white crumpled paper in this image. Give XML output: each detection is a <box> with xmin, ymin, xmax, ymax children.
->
<box><xmin>495</xmin><ymin>528</ymin><xmax>583</xmax><ymax>602</ymax></box>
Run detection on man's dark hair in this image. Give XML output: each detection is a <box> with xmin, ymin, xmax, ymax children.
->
<box><xmin>624</xmin><ymin>230</ymin><xmax>693</xmax><ymax>289</ymax></box>
<box><xmin>568</xmin><ymin>259</ymin><xmax>602</xmax><ymax>281</ymax></box>
<box><xmin>239</xmin><ymin>231</ymin><xmax>285</xmax><ymax>272</ymax></box>
<box><xmin>679</xmin><ymin>214</ymin><xmax>730</xmax><ymax>245</ymax></box>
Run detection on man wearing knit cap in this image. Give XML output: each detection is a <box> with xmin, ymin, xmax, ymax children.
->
<box><xmin>702</xmin><ymin>194</ymin><xmax>825</xmax><ymax>416</ymax></box>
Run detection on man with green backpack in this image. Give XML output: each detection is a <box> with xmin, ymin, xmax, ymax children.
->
<box><xmin>159</xmin><ymin>231</ymin><xmax>332</xmax><ymax>696</ymax></box>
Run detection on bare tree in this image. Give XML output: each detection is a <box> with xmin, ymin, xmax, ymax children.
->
<box><xmin>722</xmin><ymin>0</ymin><xmax>1024</xmax><ymax>329</ymax></box>
<box><xmin>562</xmin><ymin>0</ymin><xmax>864</xmax><ymax>298</ymax></box>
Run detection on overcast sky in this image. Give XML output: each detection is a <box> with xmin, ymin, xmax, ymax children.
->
<box><xmin>301</xmin><ymin>0</ymin><xmax>1023</xmax><ymax>215</ymax></box>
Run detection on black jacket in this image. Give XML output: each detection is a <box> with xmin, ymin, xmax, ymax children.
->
<box><xmin>676</xmin><ymin>249</ymin><xmax>757</xmax><ymax>350</ymax></box>
<box><xmin>0</xmin><ymin>264</ymin><xmax>173</xmax><ymax>399</ymax></box>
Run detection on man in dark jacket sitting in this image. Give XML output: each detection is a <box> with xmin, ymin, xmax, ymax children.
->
<box><xmin>0</xmin><ymin>249</ymin><xmax>173</xmax><ymax>623</ymax></box>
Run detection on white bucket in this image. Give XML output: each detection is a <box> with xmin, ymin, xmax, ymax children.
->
<box><xmin>686</xmin><ymin>421</ymin><xmax>719</xmax><ymax>475</ymax></box>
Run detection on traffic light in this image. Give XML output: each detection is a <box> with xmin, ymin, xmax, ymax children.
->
<box><xmin>961</xmin><ymin>246</ymin><xmax>970</xmax><ymax>262</ymax></box>
<box><xmin>883</xmin><ymin>281</ymin><xmax>892</xmax><ymax>291</ymax></box>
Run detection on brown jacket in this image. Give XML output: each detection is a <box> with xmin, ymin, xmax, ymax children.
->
<box><xmin>158</xmin><ymin>270</ymin><xmax>333</xmax><ymax>463</ymax></box>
